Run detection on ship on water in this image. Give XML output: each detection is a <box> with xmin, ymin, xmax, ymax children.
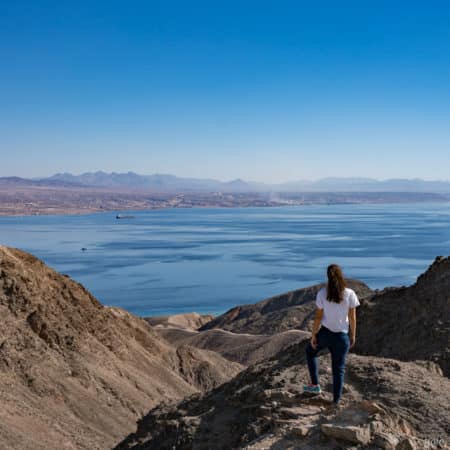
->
<box><xmin>116</xmin><ymin>214</ymin><xmax>135</xmax><ymax>219</ymax></box>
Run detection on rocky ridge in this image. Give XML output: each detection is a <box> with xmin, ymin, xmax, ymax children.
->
<box><xmin>117</xmin><ymin>257</ymin><xmax>450</xmax><ymax>449</ymax></box>
<box><xmin>145</xmin><ymin>313</ymin><xmax>214</xmax><ymax>331</ymax></box>
<box><xmin>0</xmin><ymin>246</ymin><xmax>241</xmax><ymax>450</ymax></box>
<box><xmin>154</xmin><ymin>327</ymin><xmax>309</xmax><ymax>366</ymax></box>
<box><xmin>199</xmin><ymin>279</ymin><xmax>373</xmax><ymax>334</ymax></box>
<box><xmin>356</xmin><ymin>255</ymin><xmax>450</xmax><ymax>377</ymax></box>
<box><xmin>115</xmin><ymin>342</ymin><xmax>449</xmax><ymax>449</ymax></box>
<box><xmin>1</xmin><ymin>246</ymin><xmax>449</xmax><ymax>449</ymax></box>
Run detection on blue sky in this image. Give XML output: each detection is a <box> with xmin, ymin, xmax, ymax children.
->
<box><xmin>1</xmin><ymin>1</ymin><xmax>450</xmax><ymax>182</ymax></box>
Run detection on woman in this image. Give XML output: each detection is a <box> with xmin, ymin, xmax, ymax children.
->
<box><xmin>304</xmin><ymin>264</ymin><xmax>359</xmax><ymax>404</ymax></box>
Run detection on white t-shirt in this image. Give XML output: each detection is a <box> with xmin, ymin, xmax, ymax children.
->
<box><xmin>316</xmin><ymin>287</ymin><xmax>360</xmax><ymax>333</ymax></box>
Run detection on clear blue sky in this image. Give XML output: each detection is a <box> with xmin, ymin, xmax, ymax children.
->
<box><xmin>1</xmin><ymin>1</ymin><xmax>450</xmax><ymax>182</ymax></box>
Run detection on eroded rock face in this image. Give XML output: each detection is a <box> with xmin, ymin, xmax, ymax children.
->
<box><xmin>356</xmin><ymin>255</ymin><xmax>450</xmax><ymax>377</ymax></box>
<box><xmin>155</xmin><ymin>327</ymin><xmax>309</xmax><ymax>366</ymax></box>
<box><xmin>175</xmin><ymin>345</ymin><xmax>243</xmax><ymax>392</ymax></box>
<box><xmin>145</xmin><ymin>313</ymin><xmax>214</xmax><ymax>331</ymax></box>
<box><xmin>115</xmin><ymin>347</ymin><xmax>450</xmax><ymax>450</ymax></box>
<box><xmin>0</xmin><ymin>246</ymin><xmax>242</xmax><ymax>450</ymax></box>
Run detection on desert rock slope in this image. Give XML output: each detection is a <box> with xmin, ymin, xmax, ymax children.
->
<box><xmin>153</xmin><ymin>280</ymin><xmax>371</xmax><ymax>367</ymax></box>
<box><xmin>153</xmin><ymin>326</ymin><xmax>309</xmax><ymax>366</ymax></box>
<box><xmin>2</xmin><ymin>245</ymin><xmax>449</xmax><ymax>450</ymax></box>
<box><xmin>356</xmin><ymin>255</ymin><xmax>450</xmax><ymax>377</ymax></box>
<box><xmin>117</xmin><ymin>258</ymin><xmax>450</xmax><ymax>449</ymax></box>
<box><xmin>0</xmin><ymin>246</ymin><xmax>242</xmax><ymax>450</ymax></box>
<box><xmin>146</xmin><ymin>312</ymin><xmax>214</xmax><ymax>331</ymax></box>
<box><xmin>115</xmin><ymin>341</ymin><xmax>450</xmax><ymax>449</ymax></box>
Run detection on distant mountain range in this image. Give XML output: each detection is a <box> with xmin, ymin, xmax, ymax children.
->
<box><xmin>2</xmin><ymin>171</ymin><xmax>450</xmax><ymax>193</ymax></box>
<box><xmin>0</xmin><ymin>176</ymin><xmax>83</xmax><ymax>188</ymax></box>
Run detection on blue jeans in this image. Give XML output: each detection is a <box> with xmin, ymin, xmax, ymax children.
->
<box><xmin>305</xmin><ymin>326</ymin><xmax>350</xmax><ymax>403</ymax></box>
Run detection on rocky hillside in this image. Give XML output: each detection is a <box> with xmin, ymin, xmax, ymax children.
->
<box><xmin>145</xmin><ymin>312</ymin><xmax>214</xmax><ymax>331</ymax></box>
<box><xmin>2</xmin><ymin>246</ymin><xmax>449</xmax><ymax>449</ymax></box>
<box><xmin>0</xmin><ymin>246</ymin><xmax>242</xmax><ymax>450</ymax></box>
<box><xmin>116</xmin><ymin>258</ymin><xmax>450</xmax><ymax>449</ymax></box>
<box><xmin>147</xmin><ymin>281</ymin><xmax>370</xmax><ymax>368</ymax></box>
<box><xmin>155</xmin><ymin>327</ymin><xmax>309</xmax><ymax>366</ymax></box>
<box><xmin>200</xmin><ymin>279</ymin><xmax>373</xmax><ymax>334</ymax></box>
<box><xmin>355</xmin><ymin>256</ymin><xmax>450</xmax><ymax>377</ymax></box>
<box><xmin>115</xmin><ymin>340</ymin><xmax>449</xmax><ymax>449</ymax></box>
<box><xmin>198</xmin><ymin>256</ymin><xmax>450</xmax><ymax>377</ymax></box>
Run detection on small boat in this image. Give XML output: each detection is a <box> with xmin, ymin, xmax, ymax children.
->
<box><xmin>116</xmin><ymin>214</ymin><xmax>135</xmax><ymax>219</ymax></box>
<box><xmin>81</xmin><ymin>247</ymin><xmax>87</xmax><ymax>252</ymax></box>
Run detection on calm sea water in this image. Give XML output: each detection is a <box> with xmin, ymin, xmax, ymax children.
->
<box><xmin>1</xmin><ymin>204</ymin><xmax>449</xmax><ymax>316</ymax></box>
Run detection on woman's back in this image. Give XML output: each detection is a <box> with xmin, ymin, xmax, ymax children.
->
<box><xmin>316</xmin><ymin>287</ymin><xmax>359</xmax><ymax>333</ymax></box>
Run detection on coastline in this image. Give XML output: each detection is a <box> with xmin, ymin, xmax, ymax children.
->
<box><xmin>1</xmin><ymin>193</ymin><xmax>449</xmax><ymax>217</ymax></box>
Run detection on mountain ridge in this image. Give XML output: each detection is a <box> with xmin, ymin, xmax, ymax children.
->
<box><xmin>0</xmin><ymin>245</ymin><xmax>242</xmax><ymax>450</ymax></box>
<box><xmin>2</xmin><ymin>171</ymin><xmax>450</xmax><ymax>192</ymax></box>
<box><xmin>116</xmin><ymin>256</ymin><xmax>450</xmax><ymax>449</ymax></box>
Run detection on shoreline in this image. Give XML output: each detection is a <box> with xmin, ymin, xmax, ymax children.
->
<box><xmin>1</xmin><ymin>197</ymin><xmax>450</xmax><ymax>218</ymax></box>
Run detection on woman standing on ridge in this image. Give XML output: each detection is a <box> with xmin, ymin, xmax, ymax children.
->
<box><xmin>304</xmin><ymin>264</ymin><xmax>359</xmax><ymax>405</ymax></box>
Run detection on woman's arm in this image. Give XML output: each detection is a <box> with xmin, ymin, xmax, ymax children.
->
<box><xmin>310</xmin><ymin>308</ymin><xmax>324</xmax><ymax>348</ymax></box>
<box><xmin>348</xmin><ymin>307</ymin><xmax>356</xmax><ymax>348</ymax></box>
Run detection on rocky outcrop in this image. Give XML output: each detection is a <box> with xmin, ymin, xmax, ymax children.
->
<box><xmin>356</xmin><ymin>256</ymin><xmax>450</xmax><ymax>376</ymax></box>
<box><xmin>119</xmin><ymin>258</ymin><xmax>450</xmax><ymax>448</ymax></box>
<box><xmin>199</xmin><ymin>279</ymin><xmax>373</xmax><ymax>334</ymax></box>
<box><xmin>115</xmin><ymin>342</ymin><xmax>450</xmax><ymax>449</ymax></box>
<box><xmin>0</xmin><ymin>246</ymin><xmax>241</xmax><ymax>450</ymax></box>
<box><xmin>156</xmin><ymin>327</ymin><xmax>309</xmax><ymax>366</ymax></box>
<box><xmin>145</xmin><ymin>312</ymin><xmax>214</xmax><ymax>331</ymax></box>
<box><xmin>174</xmin><ymin>345</ymin><xmax>243</xmax><ymax>391</ymax></box>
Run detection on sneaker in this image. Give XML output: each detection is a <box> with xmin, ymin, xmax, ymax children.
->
<box><xmin>303</xmin><ymin>384</ymin><xmax>322</xmax><ymax>394</ymax></box>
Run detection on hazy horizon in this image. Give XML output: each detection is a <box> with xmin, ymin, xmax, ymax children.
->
<box><xmin>2</xmin><ymin>2</ymin><xmax>450</xmax><ymax>181</ymax></box>
<box><xmin>3</xmin><ymin>170</ymin><xmax>450</xmax><ymax>185</ymax></box>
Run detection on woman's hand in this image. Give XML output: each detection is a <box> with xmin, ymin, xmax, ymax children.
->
<box><xmin>310</xmin><ymin>308</ymin><xmax>323</xmax><ymax>350</ymax></box>
<box><xmin>348</xmin><ymin>308</ymin><xmax>357</xmax><ymax>349</ymax></box>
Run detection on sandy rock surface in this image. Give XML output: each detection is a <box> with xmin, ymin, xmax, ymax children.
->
<box><xmin>115</xmin><ymin>345</ymin><xmax>450</xmax><ymax>449</ymax></box>
<box><xmin>1</xmin><ymin>246</ymin><xmax>449</xmax><ymax>450</ymax></box>
<box><xmin>0</xmin><ymin>246</ymin><xmax>241</xmax><ymax>450</ymax></box>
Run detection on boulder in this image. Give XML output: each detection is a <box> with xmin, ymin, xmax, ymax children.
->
<box><xmin>396</xmin><ymin>437</ymin><xmax>417</xmax><ymax>450</ymax></box>
<box><xmin>321</xmin><ymin>423</ymin><xmax>371</xmax><ymax>445</ymax></box>
<box><xmin>373</xmin><ymin>432</ymin><xmax>400</xmax><ymax>450</ymax></box>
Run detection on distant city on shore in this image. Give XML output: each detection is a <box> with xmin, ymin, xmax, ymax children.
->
<box><xmin>1</xmin><ymin>171</ymin><xmax>450</xmax><ymax>216</ymax></box>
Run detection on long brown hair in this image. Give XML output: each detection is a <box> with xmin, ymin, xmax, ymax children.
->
<box><xmin>327</xmin><ymin>264</ymin><xmax>346</xmax><ymax>303</ymax></box>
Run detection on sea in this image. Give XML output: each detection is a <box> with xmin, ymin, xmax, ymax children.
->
<box><xmin>1</xmin><ymin>203</ymin><xmax>450</xmax><ymax>317</ymax></box>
